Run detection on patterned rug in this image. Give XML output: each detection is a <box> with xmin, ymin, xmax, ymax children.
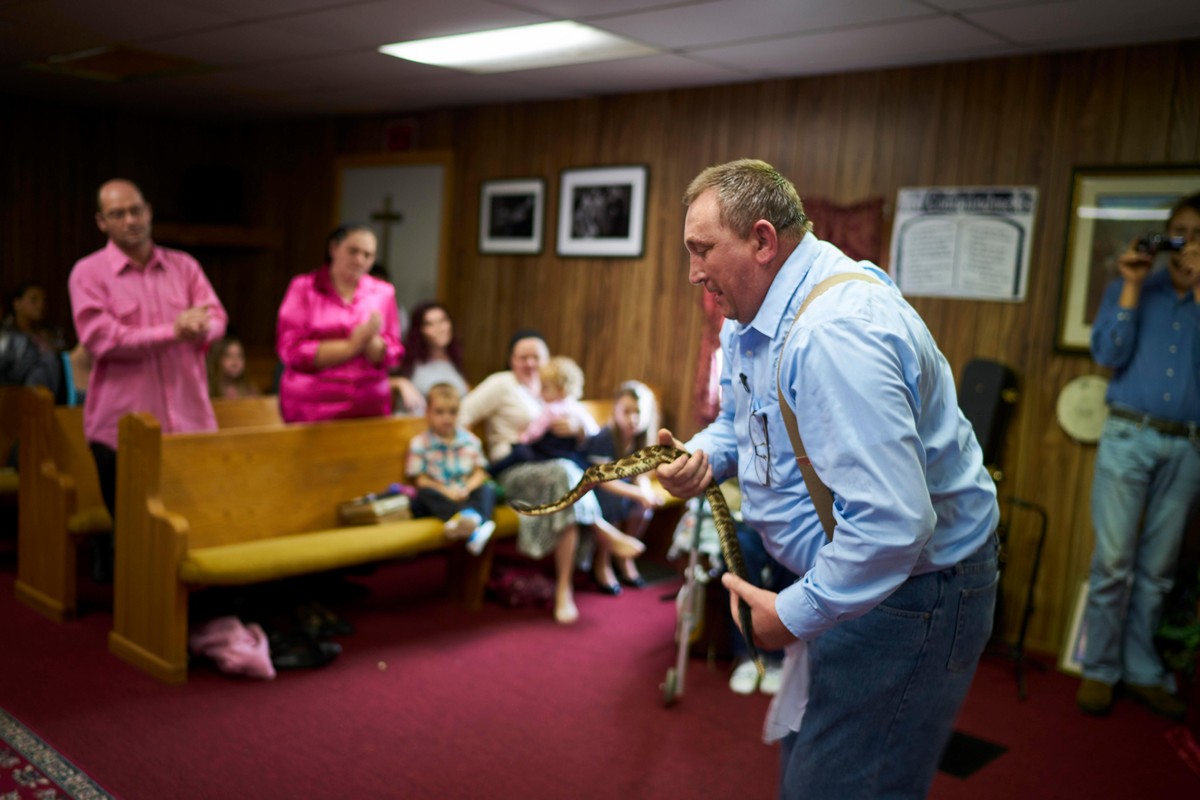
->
<box><xmin>0</xmin><ymin>709</ymin><xmax>113</xmax><ymax>799</ymax></box>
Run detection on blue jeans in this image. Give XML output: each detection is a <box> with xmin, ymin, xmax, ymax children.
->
<box><xmin>1083</xmin><ymin>416</ymin><xmax>1200</xmax><ymax>686</ymax></box>
<box><xmin>779</xmin><ymin>534</ymin><xmax>998</xmax><ymax>800</ymax></box>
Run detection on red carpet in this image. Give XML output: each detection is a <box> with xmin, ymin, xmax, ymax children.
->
<box><xmin>1</xmin><ymin>549</ymin><xmax>1197</xmax><ymax>799</ymax></box>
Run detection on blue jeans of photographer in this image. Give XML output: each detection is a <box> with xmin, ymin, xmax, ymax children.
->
<box><xmin>1082</xmin><ymin>416</ymin><xmax>1200</xmax><ymax>687</ymax></box>
<box><xmin>779</xmin><ymin>534</ymin><xmax>998</xmax><ymax>799</ymax></box>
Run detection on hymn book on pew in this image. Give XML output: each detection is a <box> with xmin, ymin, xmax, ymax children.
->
<box><xmin>338</xmin><ymin>483</ymin><xmax>414</xmax><ymax>525</ymax></box>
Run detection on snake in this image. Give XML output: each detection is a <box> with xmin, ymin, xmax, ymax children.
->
<box><xmin>509</xmin><ymin>444</ymin><xmax>764</xmax><ymax>677</ymax></box>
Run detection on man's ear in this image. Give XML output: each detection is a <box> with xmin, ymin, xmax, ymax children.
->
<box><xmin>95</xmin><ymin>213</ymin><xmax>108</xmax><ymax>235</ymax></box>
<box><xmin>751</xmin><ymin>219</ymin><xmax>778</xmax><ymax>265</ymax></box>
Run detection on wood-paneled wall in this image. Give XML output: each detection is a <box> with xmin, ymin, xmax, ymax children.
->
<box><xmin>3</xmin><ymin>39</ymin><xmax>1198</xmax><ymax>657</ymax></box>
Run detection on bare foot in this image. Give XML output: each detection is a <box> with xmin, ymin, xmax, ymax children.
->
<box><xmin>555</xmin><ymin>593</ymin><xmax>579</xmax><ymax>624</ymax></box>
<box><xmin>602</xmin><ymin>529</ymin><xmax>645</xmax><ymax>561</ymax></box>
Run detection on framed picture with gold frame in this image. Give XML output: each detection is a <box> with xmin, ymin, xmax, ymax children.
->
<box><xmin>1057</xmin><ymin>165</ymin><xmax>1200</xmax><ymax>353</ymax></box>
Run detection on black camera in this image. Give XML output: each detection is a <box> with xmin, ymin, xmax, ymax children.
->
<box><xmin>1135</xmin><ymin>233</ymin><xmax>1186</xmax><ymax>255</ymax></box>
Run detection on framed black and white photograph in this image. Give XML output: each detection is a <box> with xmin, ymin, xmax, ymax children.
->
<box><xmin>479</xmin><ymin>178</ymin><xmax>545</xmax><ymax>255</ymax></box>
<box><xmin>556</xmin><ymin>165</ymin><xmax>647</xmax><ymax>258</ymax></box>
<box><xmin>1057</xmin><ymin>165</ymin><xmax>1200</xmax><ymax>352</ymax></box>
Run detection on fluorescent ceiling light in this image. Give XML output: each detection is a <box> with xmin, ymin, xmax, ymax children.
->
<box><xmin>378</xmin><ymin>21</ymin><xmax>658</xmax><ymax>73</ymax></box>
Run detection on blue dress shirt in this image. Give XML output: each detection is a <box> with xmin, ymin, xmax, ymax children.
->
<box><xmin>1090</xmin><ymin>268</ymin><xmax>1200</xmax><ymax>424</ymax></box>
<box><xmin>688</xmin><ymin>234</ymin><xmax>998</xmax><ymax>642</ymax></box>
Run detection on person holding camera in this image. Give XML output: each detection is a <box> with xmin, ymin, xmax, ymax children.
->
<box><xmin>1077</xmin><ymin>192</ymin><xmax>1200</xmax><ymax>721</ymax></box>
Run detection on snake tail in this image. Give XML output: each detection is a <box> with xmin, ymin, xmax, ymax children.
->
<box><xmin>507</xmin><ymin>444</ymin><xmax>763</xmax><ymax>675</ymax></box>
<box><xmin>703</xmin><ymin>483</ymin><xmax>764</xmax><ymax>677</ymax></box>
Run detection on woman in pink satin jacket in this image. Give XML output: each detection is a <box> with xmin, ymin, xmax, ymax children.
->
<box><xmin>276</xmin><ymin>224</ymin><xmax>403</xmax><ymax>423</ymax></box>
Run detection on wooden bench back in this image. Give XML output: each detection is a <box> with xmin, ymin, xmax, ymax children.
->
<box><xmin>122</xmin><ymin>413</ymin><xmax>427</xmax><ymax>550</ymax></box>
<box><xmin>50</xmin><ymin>404</ymin><xmax>107</xmax><ymax>514</ymax></box>
<box><xmin>1</xmin><ymin>385</ymin><xmax>22</xmax><ymax>467</ymax></box>
<box><xmin>210</xmin><ymin>394</ymin><xmax>284</xmax><ymax>429</ymax></box>
<box><xmin>580</xmin><ymin>399</ymin><xmax>614</xmax><ymax>430</ymax></box>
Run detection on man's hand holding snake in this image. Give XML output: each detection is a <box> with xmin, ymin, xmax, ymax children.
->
<box><xmin>654</xmin><ymin>428</ymin><xmax>711</xmax><ymax>499</ymax></box>
<box><xmin>722</xmin><ymin>573</ymin><xmax>798</xmax><ymax>651</ymax></box>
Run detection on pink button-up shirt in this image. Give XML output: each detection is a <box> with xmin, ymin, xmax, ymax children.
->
<box><xmin>69</xmin><ymin>240</ymin><xmax>228</xmax><ymax>448</ymax></box>
<box><xmin>276</xmin><ymin>267</ymin><xmax>402</xmax><ymax>423</ymax></box>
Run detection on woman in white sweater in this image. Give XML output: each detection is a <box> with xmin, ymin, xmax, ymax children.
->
<box><xmin>459</xmin><ymin>330</ymin><xmax>644</xmax><ymax>624</ymax></box>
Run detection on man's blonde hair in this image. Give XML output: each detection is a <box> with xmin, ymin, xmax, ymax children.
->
<box><xmin>539</xmin><ymin>356</ymin><xmax>585</xmax><ymax>400</ymax></box>
<box><xmin>683</xmin><ymin>159</ymin><xmax>811</xmax><ymax>242</ymax></box>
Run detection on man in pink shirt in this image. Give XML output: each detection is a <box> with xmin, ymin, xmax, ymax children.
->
<box><xmin>68</xmin><ymin>178</ymin><xmax>228</xmax><ymax>581</ymax></box>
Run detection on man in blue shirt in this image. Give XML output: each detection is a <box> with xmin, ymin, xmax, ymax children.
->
<box><xmin>657</xmin><ymin>159</ymin><xmax>999</xmax><ymax>799</ymax></box>
<box><xmin>1077</xmin><ymin>193</ymin><xmax>1200</xmax><ymax>721</ymax></box>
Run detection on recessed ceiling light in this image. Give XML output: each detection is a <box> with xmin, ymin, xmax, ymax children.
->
<box><xmin>378</xmin><ymin>21</ymin><xmax>658</xmax><ymax>73</ymax></box>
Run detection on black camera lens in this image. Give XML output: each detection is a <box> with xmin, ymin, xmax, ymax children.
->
<box><xmin>1136</xmin><ymin>234</ymin><xmax>1186</xmax><ymax>255</ymax></box>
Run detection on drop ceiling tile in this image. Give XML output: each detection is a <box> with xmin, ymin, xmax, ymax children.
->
<box><xmin>519</xmin><ymin>0</ymin><xmax>718</xmax><ymax>17</ymax></box>
<box><xmin>42</xmin><ymin>0</ymin><xmax>235</xmax><ymax>42</ymax></box>
<box><xmin>148</xmin><ymin>20</ymin><xmax>347</xmax><ymax>66</ymax></box>
<box><xmin>511</xmin><ymin>52</ymin><xmax>750</xmax><ymax>97</ymax></box>
<box><xmin>596</xmin><ymin>0</ymin><xmax>933</xmax><ymax>50</ymax></box>
<box><xmin>967</xmin><ymin>0</ymin><xmax>1200</xmax><ymax>47</ymax></box>
<box><xmin>274</xmin><ymin>0</ymin><xmax>551</xmax><ymax>48</ymax></box>
<box><xmin>695</xmin><ymin>15</ymin><xmax>1014</xmax><ymax>76</ymax></box>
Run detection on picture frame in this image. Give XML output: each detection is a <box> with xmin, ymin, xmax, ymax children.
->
<box><xmin>1058</xmin><ymin>579</ymin><xmax>1089</xmax><ymax>676</ymax></box>
<box><xmin>335</xmin><ymin>151</ymin><xmax>454</xmax><ymax>306</ymax></box>
<box><xmin>478</xmin><ymin>178</ymin><xmax>544</xmax><ymax>255</ymax></box>
<box><xmin>556</xmin><ymin>165</ymin><xmax>647</xmax><ymax>258</ymax></box>
<box><xmin>1057</xmin><ymin>165</ymin><xmax>1200</xmax><ymax>352</ymax></box>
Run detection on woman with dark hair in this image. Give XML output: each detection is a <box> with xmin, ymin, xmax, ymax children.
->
<box><xmin>276</xmin><ymin>224</ymin><xmax>403</xmax><ymax>423</ymax></box>
<box><xmin>391</xmin><ymin>301</ymin><xmax>468</xmax><ymax>415</ymax></box>
<box><xmin>4</xmin><ymin>282</ymin><xmax>66</xmax><ymax>352</ymax></box>
<box><xmin>459</xmin><ymin>330</ymin><xmax>644</xmax><ymax>624</ymax></box>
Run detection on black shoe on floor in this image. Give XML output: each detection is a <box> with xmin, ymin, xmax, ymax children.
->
<box><xmin>1125</xmin><ymin>683</ymin><xmax>1187</xmax><ymax>722</ymax></box>
<box><xmin>91</xmin><ymin>538</ymin><xmax>114</xmax><ymax>585</ymax></box>
<box><xmin>591</xmin><ymin>575</ymin><xmax>622</xmax><ymax>596</ymax></box>
<box><xmin>268</xmin><ymin>629</ymin><xmax>342</xmax><ymax>670</ymax></box>
<box><xmin>296</xmin><ymin>602</ymin><xmax>355</xmax><ymax>639</ymax></box>
<box><xmin>617</xmin><ymin>573</ymin><xmax>647</xmax><ymax>589</ymax></box>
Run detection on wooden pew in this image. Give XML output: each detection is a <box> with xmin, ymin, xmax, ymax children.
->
<box><xmin>108</xmin><ymin>411</ymin><xmax>522</xmax><ymax>684</ymax></box>
<box><xmin>210</xmin><ymin>394</ymin><xmax>283</xmax><ymax>428</ymax></box>
<box><xmin>15</xmin><ymin>387</ymin><xmax>111</xmax><ymax>621</ymax></box>
<box><xmin>0</xmin><ymin>385</ymin><xmax>22</xmax><ymax>496</ymax></box>
<box><xmin>17</xmin><ymin>392</ymin><xmax>287</xmax><ymax>622</ymax></box>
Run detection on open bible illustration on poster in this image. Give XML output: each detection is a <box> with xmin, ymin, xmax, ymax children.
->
<box><xmin>890</xmin><ymin>187</ymin><xmax>1037</xmax><ymax>301</ymax></box>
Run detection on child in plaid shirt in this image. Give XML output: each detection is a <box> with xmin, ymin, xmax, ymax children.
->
<box><xmin>406</xmin><ymin>383</ymin><xmax>496</xmax><ymax>555</ymax></box>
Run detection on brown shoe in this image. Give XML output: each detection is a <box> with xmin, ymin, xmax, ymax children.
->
<box><xmin>1125</xmin><ymin>683</ymin><xmax>1187</xmax><ymax>722</ymax></box>
<box><xmin>1077</xmin><ymin>679</ymin><xmax>1114</xmax><ymax>715</ymax></box>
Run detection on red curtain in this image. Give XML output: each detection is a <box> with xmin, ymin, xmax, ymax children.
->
<box><xmin>692</xmin><ymin>197</ymin><xmax>885</xmax><ymax>426</ymax></box>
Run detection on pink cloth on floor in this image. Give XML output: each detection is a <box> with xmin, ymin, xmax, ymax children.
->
<box><xmin>188</xmin><ymin>617</ymin><xmax>276</xmax><ymax>680</ymax></box>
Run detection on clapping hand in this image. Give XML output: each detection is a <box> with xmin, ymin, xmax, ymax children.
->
<box><xmin>352</xmin><ymin>312</ymin><xmax>383</xmax><ymax>347</ymax></box>
<box><xmin>354</xmin><ymin>312</ymin><xmax>386</xmax><ymax>362</ymax></box>
<box><xmin>174</xmin><ymin>305</ymin><xmax>211</xmax><ymax>341</ymax></box>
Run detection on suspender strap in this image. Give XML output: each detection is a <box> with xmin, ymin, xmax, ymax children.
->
<box><xmin>775</xmin><ymin>272</ymin><xmax>881</xmax><ymax>541</ymax></box>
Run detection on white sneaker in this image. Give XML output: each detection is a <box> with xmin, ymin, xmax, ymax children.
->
<box><xmin>759</xmin><ymin>661</ymin><xmax>783</xmax><ymax>696</ymax></box>
<box><xmin>465</xmin><ymin>520</ymin><xmax>495</xmax><ymax>556</ymax></box>
<box><xmin>729</xmin><ymin>660</ymin><xmax>760</xmax><ymax>695</ymax></box>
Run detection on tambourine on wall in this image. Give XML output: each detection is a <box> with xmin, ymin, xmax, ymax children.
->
<box><xmin>1056</xmin><ymin>375</ymin><xmax>1109</xmax><ymax>444</ymax></box>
